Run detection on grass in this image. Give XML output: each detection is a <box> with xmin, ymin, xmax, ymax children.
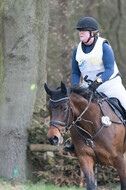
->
<box><xmin>0</xmin><ymin>179</ymin><xmax>120</xmax><ymax>190</ymax></box>
<box><xmin>0</xmin><ymin>179</ymin><xmax>85</xmax><ymax>190</ymax></box>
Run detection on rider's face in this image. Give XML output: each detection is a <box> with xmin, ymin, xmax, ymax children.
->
<box><xmin>78</xmin><ymin>30</ymin><xmax>90</xmax><ymax>43</ymax></box>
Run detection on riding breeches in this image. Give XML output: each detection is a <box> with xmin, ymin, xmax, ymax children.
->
<box><xmin>97</xmin><ymin>76</ymin><xmax>126</xmax><ymax>110</ymax></box>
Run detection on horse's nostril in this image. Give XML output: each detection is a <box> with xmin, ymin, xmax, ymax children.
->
<box><xmin>47</xmin><ymin>135</ymin><xmax>59</xmax><ymax>145</ymax></box>
<box><xmin>52</xmin><ymin>135</ymin><xmax>58</xmax><ymax>145</ymax></box>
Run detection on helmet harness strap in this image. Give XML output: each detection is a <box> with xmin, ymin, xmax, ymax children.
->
<box><xmin>85</xmin><ymin>31</ymin><xmax>94</xmax><ymax>43</ymax></box>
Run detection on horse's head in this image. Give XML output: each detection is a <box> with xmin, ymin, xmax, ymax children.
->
<box><xmin>44</xmin><ymin>81</ymin><xmax>72</xmax><ymax>145</ymax></box>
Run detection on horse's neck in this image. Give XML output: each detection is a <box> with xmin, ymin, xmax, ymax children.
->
<box><xmin>70</xmin><ymin>94</ymin><xmax>88</xmax><ymax>114</ymax></box>
<box><xmin>70</xmin><ymin>94</ymin><xmax>100</xmax><ymax>131</ymax></box>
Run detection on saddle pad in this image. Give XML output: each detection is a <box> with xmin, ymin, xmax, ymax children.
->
<box><xmin>98</xmin><ymin>92</ymin><xmax>126</xmax><ymax>142</ymax></box>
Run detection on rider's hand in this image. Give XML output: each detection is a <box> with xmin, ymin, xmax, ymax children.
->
<box><xmin>88</xmin><ymin>79</ymin><xmax>102</xmax><ymax>92</ymax></box>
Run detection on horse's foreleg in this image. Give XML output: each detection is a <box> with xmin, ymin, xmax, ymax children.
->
<box><xmin>114</xmin><ymin>155</ymin><xmax>126</xmax><ymax>190</ymax></box>
<box><xmin>78</xmin><ymin>155</ymin><xmax>96</xmax><ymax>190</ymax></box>
<box><xmin>79</xmin><ymin>168</ymin><xmax>84</xmax><ymax>187</ymax></box>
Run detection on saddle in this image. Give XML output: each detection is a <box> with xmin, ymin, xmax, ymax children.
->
<box><xmin>99</xmin><ymin>92</ymin><xmax>126</xmax><ymax>142</ymax></box>
<box><xmin>106</xmin><ymin>96</ymin><xmax>126</xmax><ymax>142</ymax></box>
<box><xmin>109</xmin><ymin>98</ymin><xmax>125</xmax><ymax>119</ymax></box>
<box><xmin>99</xmin><ymin>92</ymin><xmax>126</xmax><ymax>123</ymax></box>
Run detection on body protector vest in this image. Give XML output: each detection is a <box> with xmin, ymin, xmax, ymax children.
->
<box><xmin>76</xmin><ymin>37</ymin><xmax>119</xmax><ymax>87</ymax></box>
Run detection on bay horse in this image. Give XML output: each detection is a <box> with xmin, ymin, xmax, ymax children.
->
<box><xmin>44</xmin><ymin>81</ymin><xmax>126</xmax><ymax>190</ymax></box>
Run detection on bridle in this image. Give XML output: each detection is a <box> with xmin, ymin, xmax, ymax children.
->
<box><xmin>49</xmin><ymin>93</ymin><xmax>97</xmax><ymax>146</ymax></box>
<box><xmin>49</xmin><ymin>93</ymin><xmax>96</xmax><ymax>147</ymax></box>
<box><xmin>50</xmin><ymin>94</ymin><xmax>93</xmax><ymax>130</ymax></box>
<box><xmin>49</xmin><ymin>97</ymin><xmax>72</xmax><ymax>144</ymax></box>
<box><xmin>49</xmin><ymin>92</ymin><xmax>122</xmax><ymax>161</ymax></box>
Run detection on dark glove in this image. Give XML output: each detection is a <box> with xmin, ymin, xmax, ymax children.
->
<box><xmin>88</xmin><ymin>80</ymin><xmax>101</xmax><ymax>92</ymax></box>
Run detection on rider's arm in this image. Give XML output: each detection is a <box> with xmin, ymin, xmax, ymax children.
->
<box><xmin>100</xmin><ymin>42</ymin><xmax>115</xmax><ymax>83</ymax></box>
<box><xmin>71</xmin><ymin>48</ymin><xmax>81</xmax><ymax>85</ymax></box>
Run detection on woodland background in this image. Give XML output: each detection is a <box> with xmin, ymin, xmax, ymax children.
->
<box><xmin>47</xmin><ymin>0</ymin><xmax>126</xmax><ymax>88</ymax></box>
<box><xmin>0</xmin><ymin>0</ymin><xmax>126</xmax><ymax>187</ymax></box>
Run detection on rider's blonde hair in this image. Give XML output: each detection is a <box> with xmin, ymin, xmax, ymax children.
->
<box><xmin>93</xmin><ymin>30</ymin><xmax>99</xmax><ymax>37</ymax></box>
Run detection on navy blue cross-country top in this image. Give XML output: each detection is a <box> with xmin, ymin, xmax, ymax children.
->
<box><xmin>71</xmin><ymin>38</ymin><xmax>115</xmax><ymax>85</ymax></box>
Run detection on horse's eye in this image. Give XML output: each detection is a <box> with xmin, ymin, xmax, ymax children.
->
<box><xmin>61</xmin><ymin>105</ymin><xmax>67</xmax><ymax>112</ymax></box>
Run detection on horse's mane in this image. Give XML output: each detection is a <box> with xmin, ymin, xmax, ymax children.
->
<box><xmin>69</xmin><ymin>85</ymin><xmax>100</xmax><ymax>102</ymax></box>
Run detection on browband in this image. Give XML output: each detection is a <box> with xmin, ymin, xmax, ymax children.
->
<box><xmin>50</xmin><ymin>97</ymin><xmax>70</xmax><ymax>103</ymax></box>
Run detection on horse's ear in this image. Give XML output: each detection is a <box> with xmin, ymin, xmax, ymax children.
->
<box><xmin>44</xmin><ymin>83</ymin><xmax>53</xmax><ymax>96</ymax></box>
<box><xmin>61</xmin><ymin>81</ymin><xmax>67</xmax><ymax>95</ymax></box>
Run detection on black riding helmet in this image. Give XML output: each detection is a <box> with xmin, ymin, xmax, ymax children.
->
<box><xmin>74</xmin><ymin>17</ymin><xmax>99</xmax><ymax>43</ymax></box>
<box><xmin>74</xmin><ymin>17</ymin><xmax>99</xmax><ymax>31</ymax></box>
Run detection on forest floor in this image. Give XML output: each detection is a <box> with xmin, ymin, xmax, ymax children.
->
<box><xmin>0</xmin><ymin>179</ymin><xmax>120</xmax><ymax>190</ymax></box>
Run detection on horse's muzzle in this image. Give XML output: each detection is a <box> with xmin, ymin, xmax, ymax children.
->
<box><xmin>46</xmin><ymin>135</ymin><xmax>59</xmax><ymax>145</ymax></box>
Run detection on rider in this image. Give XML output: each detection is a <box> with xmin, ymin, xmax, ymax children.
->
<box><xmin>64</xmin><ymin>16</ymin><xmax>126</xmax><ymax>152</ymax></box>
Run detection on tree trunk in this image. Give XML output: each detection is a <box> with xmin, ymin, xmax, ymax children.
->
<box><xmin>0</xmin><ymin>0</ymin><xmax>50</xmax><ymax>181</ymax></box>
